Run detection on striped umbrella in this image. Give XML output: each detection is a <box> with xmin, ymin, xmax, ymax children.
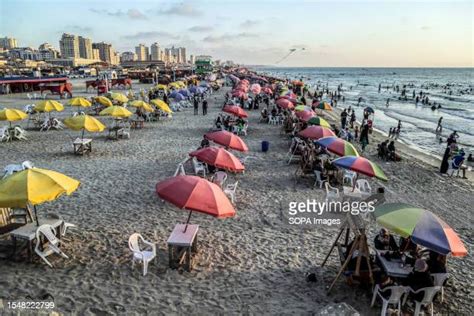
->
<box><xmin>374</xmin><ymin>203</ymin><xmax>467</xmax><ymax>256</ymax></box>
<box><xmin>307</xmin><ymin>116</ymin><xmax>331</xmax><ymax>128</ymax></box>
<box><xmin>332</xmin><ymin>156</ymin><xmax>388</xmax><ymax>181</ymax></box>
<box><xmin>313</xmin><ymin>101</ymin><xmax>333</xmax><ymax>111</ymax></box>
<box><xmin>316</xmin><ymin>136</ymin><xmax>359</xmax><ymax>157</ymax></box>
<box><xmin>298</xmin><ymin>126</ymin><xmax>335</xmax><ymax>140</ymax></box>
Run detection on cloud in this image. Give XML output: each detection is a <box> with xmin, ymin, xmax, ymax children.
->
<box><xmin>121</xmin><ymin>31</ymin><xmax>179</xmax><ymax>40</ymax></box>
<box><xmin>89</xmin><ymin>8</ymin><xmax>147</xmax><ymax>20</ymax></box>
<box><xmin>203</xmin><ymin>32</ymin><xmax>259</xmax><ymax>43</ymax></box>
<box><xmin>420</xmin><ymin>26</ymin><xmax>431</xmax><ymax>31</ymax></box>
<box><xmin>157</xmin><ymin>3</ymin><xmax>203</xmax><ymax>17</ymax></box>
<box><xmin>188</xmin><ymin>25</ymin><xmax>213</xmax><ymax>32</ymax></box>
<box><xmin>64</xmin><ymin>25</ymin><xmax>93</xmax><ymax>34</ymax></box>
<box><xmin>240</xmin><ymin>19</ymin><xmax>260</xmax><ymax>28</ymax></box>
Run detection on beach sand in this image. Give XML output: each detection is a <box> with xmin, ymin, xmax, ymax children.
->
<box><xmin>0</xmin><ymin>81</ymin><xmax>472</xmax><ymax>315</ymax></box>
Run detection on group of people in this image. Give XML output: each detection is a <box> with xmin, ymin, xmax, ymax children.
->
<box><xmin>377</xmin><ymin>139</ymin><xmax>400</xmax><ymax>161</ymax></box>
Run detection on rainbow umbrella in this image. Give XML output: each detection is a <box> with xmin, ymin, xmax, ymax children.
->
<box><xmin>295</xmin><ymin>110</ymin><xmax>316</xmax><ymax>122</ymax></box>
<box><xmin>374</xmin><ymin>203</ymin><xmax>467</xmax><ymax>257</ymax></box>
<box><xmin>332</xmin><ymin>156</ymin><xmax>388</xmax><ymax>181</ymax></box>
<box><xmin>298</xmin><ymin>126</ymin><xmax>335</xmax><ymax>140</ymax></box>
<box><xmin>316</xmin><ymin>136</ymin><xmax>359</xmax><ymax>157</ymax></box>
<box><xmin>307</xmin><ymin>116</ymin><xmax>331</xmax><ymax>128</ymax></box>
<box><xmin>295</xmin><ymin>105</ymin><xmax>312</xmax><ymax>112</ymax></box>
<box><xmin>313</xmin><ymin>101</ymin><xmax>333</xmax><ymax>111</ymax></box>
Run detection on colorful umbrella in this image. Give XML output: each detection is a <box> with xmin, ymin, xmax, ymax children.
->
<box><xmin>67</xmin><ymin>97</ymin><xmax>91</xmax><ymax>108</ymax></box>
<box><xmin>313</xmin><ymin>101</ymin><xmax>333</xmax><ymax>111</ymax></box>
<box><xmin>0</xmin><ymin>167</ymin><xmax>80</xmax><ymax>225</ymax></box>
<box><xmin>189</xmin><ymin>146</ymin><xmax>245</xmax><ymax>173</ymax></box>
<box><xmin>35</xmin><ymin>100</ymin><xmax>64</xmax><ymax>113</ymax></box>
<box><xmin>298</xmin><ymin>126</ymin><xmax>335</xmax><ymax>140</ymax></box>
<box><xmin>276</xmin><ymin>98</ymin><xmax>294</xmax><ymax>110</ymax></box>
<box><xmin>374</xmin><ymin>203</ymin><xmax>467</xmax><ymax>257</ymax></box>
<box><xmin>156</xmin><ymin>175</ymin><xmax>235</xmax><ymax>231</ymax></box>
<box><xmin>307</xmin><ymin>116</ymin><xmax>331</xmax><ymax>128</ymax></box>
<box><xmin>295</xmin><ymin>105</ymin><xmax>312</xmax><ymax>112</ymax></box>
<box><xmin>94</xmin><ymin>96</ymin><xmax>113</xmax><ymax>107</ymax></box>
<box><xmin>251</xmin><ymin>83</ymin><xmax>261</xmax><ymax>94</ymax></box>
<box><xmin>332</xmin><ymin>156</ymin><xmax>388</xmax><ymax>181</ymax></box>
<box><xmin>99</xmin><ymin>106</ymin><xmax>132</xmax><ymax>118</ymax></box>
<box><xmin>316</xmin><ymin>136</ymin><xmax>359</xmax><ymax>157</ymax></box>
<box><xmin>0</xmin><ymin>108</ymin><xmax>28</xmax><ymax>127</ymax></box>
<box><xmin>204</xmin><ymin>130</ymin><xmax>249</xmax><ymax>152</ymax></box>
<box><xmin>295</xmin><ymin>110</ymin><xmax>316</xmax><ymax>122</ymax></box>
<box><xmin>223</xmin><ymin>105</ymin><xmax>248</xmax><ymax>118</ymax></box>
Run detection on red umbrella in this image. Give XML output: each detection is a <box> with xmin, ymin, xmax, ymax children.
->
<box><xmin>263</xmin><ymin>87</ymin><xmax>273</xmax><ymax>94</ymax></box>
<box><xmin>232</xmin><ymin>90</ymin><xmax>247</xmax><ymax>98</ymax></box>
<box><xmin>190</xmin><ymin>146</ymin><xmax>245</xmax><ymax>172</ymax></box>
<box><xmin>156</xmin><ymin>175</ymin><xmax>236</xmax><ymax>230</ymax></box>
<box><xmin>205</xmin><ymin>130</ymin><xmax>249</xmax><ymax>152</ymax></box>
<box><xmin>298</xmin><ymin>126</ymin><xmax>335</xmax><ymax>140</ymax></box>
<box><xmin>276</xmin><ymin>98</ymin><xmax>294</xmax><ymax>110</ymax></box>
<box><xmin>223</xmin><ymin>105</ymin><xmax>248</xmax><ymax>118</ymax></box>
<box><xmin>295</xmin><ymin>110</ymin><xmax>316</xmax><ymax>122</ymax></box>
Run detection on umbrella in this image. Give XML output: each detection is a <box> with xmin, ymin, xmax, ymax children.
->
<box><xmin>130</xmin><ymin>100</ymin><xmax>154</xmax><ymax>112</ymax></box>
<box><xmin>364</xmin><ymin>106</ymin><xmax>375</xmax><ymax>114</ymax></box>
<box><xmin>295</xmin><ymin>105</ymin><xmax>312</xmax><ymax>112</ymax></box>
<box><xmin>307</xmin><ymin>116</ymin><xmax>331</xmax><ymax>128</ymax></box>
<box><xmin>276</xmin><ymin>98</ymin><xmax>294</xmax><ymax>110</ymax></box>
<box><xmin>223</xmin><ymin>105</ymin><xmax>248</xmax><ymax>118</ymax></box>
<box><xmin>263</xmin><ymin>87</ymin><xmax>273</xmax><ymax>94</ymax></box>
<box><xmin>64</xmin><ymin>114</ymin><xmax>106</xmax><ymax>140</ymax></box>
<box><xmin>313</xmin><ymin>101</ymin><xmax>333</xmax><ymax>111</ymax></box>
<box><xmin>374</xmin><ymin>203</ymin><xmax>467</xmax><ymax>257</ymax></box>
<box><xmin>156</xmin><ymin>175</ymin><xmax>235</xmax><ymax>231</ymax></box>
<box><xmin>232</xmin><ymin>90</ymin><xmax>247</xmax><ymax>99</ymax></box>
<box><xmin>35</xmin><ymin>100</ymin><xmax>64</xmax><ymax>113</ymax></box>
<box><xmin>171</xmin><ymin>93</ymin><xmax>185</xmax><ymax>102</ymax></box>
<box><xmin>0</xmin><ymin>167</ymin><xmax>80</xmax><ymax>225</ymax></box>
<box><xmin>94</xmin><ymin>96</ymin><xmax>113</xmax><ymax>107</ymax></box>
<box><xmin>298</xmin><ymin>126</ymin><xmax>335</xmax><ymax>140</ymax></box>
<box><xmin>251</xmin><ymin>83</ymin><xmax>261</xmax><ymax>94</ymax></box>
<box><xmin>204</xmin><ymin>130</ymin><xmax>248</xmax><ymax>152</ymax></box>
<box><xmin>151</xmin><ymin>99</ymin><xmax>172</xmax><ymax>113</ymax></box>
<box><xmin>99</xmin><ymin>106</ymin><xmax>132</xmax><ymax>118</ymax></box>
<box><xmin>0</xmin><ymin>108</ymin><xmax>28</xmax><ymax>128</ymax></box>
<box><xmin>332</xmin><ymin>156</ymin><xmax>388</xmax><ymax>181</ymax></box>
<box><xmin>189</xmin><ymin>146</ymin><xmax>245</xmax><ymax>173</ymax></box>
<box><xmin>315</xmin><ymin>136</ymin><xmax>359</xmax><ymax>157</ymax></box>
<box><xmin>188</xmin><ymin>86</ymin><xmax>198</xmax><ymax>93</ymax></box>
<box><xmin>110</xmin><ymin>92</ymin><xmax>128</xmax><ymax>103</ymax></box>
<box><xmin>178</xmin><ymin>89</ymin><xmax>190</xmax><ymax>97</ymax></box>
<box><xmin>67</xmin><ymin>97</ymin><xmax>91</xmax><ymax>108</ymax></box>
<box><xmin>295</xmin><ymin>110</ymin><xmax>316</xmax><ymax>122</ymax></box>
<box><xmin>155</xmin><ymin>84</ymin><xmax>168</xmax><ymax>90</ymax></box>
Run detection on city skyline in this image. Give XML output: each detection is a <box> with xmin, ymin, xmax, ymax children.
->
<box><xmin>0</xmin><ymin>0</ymin><xmax>472</xmax><ymax>67</ymax></box>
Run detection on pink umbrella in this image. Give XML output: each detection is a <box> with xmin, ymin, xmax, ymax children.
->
<box><xmin>298</xmin><ymin>126</ymin><xmax>336</xmax><ymax>140</ymax></box>
<box><xmin>295</xmin><ymin>110</ymin><xmax>316</xmax><ymax>122</ymax></box>
<box><xmin>251</xmin><ymin>83</ymin><xmax>261</xmax><ymax>94</ymax></box>
<box><xmin>276</xmin><ymin>98</ymin><xmax>294</xmax><ymax>110</ymax></box>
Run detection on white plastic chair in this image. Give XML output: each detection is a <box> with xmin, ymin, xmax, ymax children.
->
<box><xmin>343</xmin><ymin>170</ymin><xmax>357</xmax><ymax>187</ymax></box>
<box><xmin>371</xmin><ymin>285</ymin><xmax>409</xmax><ymax>316</ymax></box>
<box><xmin>27</xmin><ymin>93</ymin><xmax>33</xmax><ymax>100</ymax></box>
<box><xmin>356</xmin><ymin>179</ymin><xmax>372</xmax><ymax>197</ymax></box>
<box><xmin>287</xmin><ymin>137</ymin><xmax>304</xmax><ymax>165</ymax></box>
<box><xmin>192</xmin><ymin>157</ymin><xmax>207</xmax><ymax>177</ymax></box>
<box><xmin>314</xmin><ymin>170</ymin><xmax>326</xmax><ymax>189</ymax></box>
<box><xmin>128</xmin><ymin>233</ymin><xmax>156</xmax><ymax>276</ymax></box>
<box><xmin>325</xmin><ymin>182</ymin><xmax>340</xmax><ymax>201</ymax></box>
<box><xmin>431</xmin><ymin>273</ymin><xmax>449</xmax><ymax>302</ymax></box>
<box><xmin>268</xmin><ymin>115</ymin><xmax>278</xmax><ymax>125</ymax></box>
<box><xmin>211</xmin><ymin>171</ymin><xmax>228</xmax><ymax>187</ymax></box>
<box><xmin>237</xmin><ymin>123</ymin><xmax>248</xmax><ymax>136</ymax></box>
<box><xmin>0</xmin><ymin>126</ymin><xmax>10</xmax><ymax>142</ymax></box>
<box><xmin>35</xmin><ymin>224</ymin><xmax>68</xmax><ymax>268</ymax></box>
<box><xmin>404</xmin><ymin>286</ymin><xmax>441</xmax><ymax>316</ymax></box>
<box><xmin>224</xmin><ymin>181</ymin><xmax>238</xmax><ymax>203</ymax></box>
<box><xmin>173</xmin><ymin>163</ymin><xmax>186</xmax><ymax>176</ymax></box>
<box><xmin>14</xmin><ymin>126</ymin><xmax>27</xmax><ymax>140</ymax></box>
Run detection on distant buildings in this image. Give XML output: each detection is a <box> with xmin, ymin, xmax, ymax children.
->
<box><xmin>150</xmin><ymin>42</ymin><xmax>161</xmax><ymax>61</ymax></box>
<box><xmin>59</xmin><ymin>33</ymin><xmax>80</xmax><ymax>58</ymax></box>
<box><xmin>121</xmin><ymin>51</ymin><xmax>137</xmax><ymax>62</ymax></box>
<box><xmin>78</xmin><ymin>36</ymin><xmax>93</xmax><ymax>59</ymax></box>
<box><xmin>0</xmin><ymin>37</ymin><xmax>18</xmax><ymax>49</ymax></box>
<box><xmin>92</xmin><ymin>42</ymin><xmax>119</xmax><ymax>65</ymax></box>
<box><xmin>189</xmin><ymin>55</ymin><xmax>195</xmax><ymax>64</ymax></box>
<box><xmin>135</xmin><ymin>44</ymin><xmax>149</xmax><ymax>61</ymax></box>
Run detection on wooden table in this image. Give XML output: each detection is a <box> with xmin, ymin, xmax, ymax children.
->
<box><xmin>10</xmin><ymin>219</ymin><xmax>63</xmax><ymax>262</ymax></box>
<box><xmin>376</xmin><ymin>250</ymin><xmax>413</xmax><ymax>278</ymax></box>
<box><xmin>130</xmin><ymin>119</ymin><xmax>144</xmax><ymax>129</ymax></box>
<box><xmin>73</xmin><ymin>138</ymin><xmax>92</xmax><ymax>155</ymax></box>
<box><xmin>167</xmin><ymin>224</ymin><xmax>199</xmax><ymax>272</ymax></box>
<box><xmin>108</xmin><ymin>126</ymin><xmax>123</xmax><ymax>140</ymax></box>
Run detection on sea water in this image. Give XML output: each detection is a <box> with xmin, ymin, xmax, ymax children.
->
<box><xmin>256</xmin><ymin>67</ymin><xmax>473</xmax><ymax>158</ymax></box>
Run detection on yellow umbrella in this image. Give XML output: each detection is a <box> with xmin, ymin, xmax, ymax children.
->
<box><xmin>35</xmin><ymin>100</ymin><xmax>64</xmax><ymax>113</ymax></box>
<box><xmin>130</xmin><ymin>100</ymin><xmax>155</xmax><ymax>112</ymax></box>
<box><xmin>155</xmin><ymin>84</ymin><xmax>168</xmax><ymax>90</ymax></box>
<box><xmin>0</xmin><ymin>167</ymin><xmax>80</xmax><ymax>225</ymax></box>
<box><xmin>64</xmin><ymin>114</ymin><xmax>106</xmax><ymax>139</ymax></box>
<box><xmin>67</xmin><ymin>97</ymin><xmax>91</xmax><ymax>108</ymax></box>
<box><xmin>151</xmin><ymin>99</ymin><xmax>172</xmax><ymax>113</ymax></box>
<box><xmin>94</xmin><ymin>96</ymin><xmax>113</xmax><ymax>107</ymax></box>
<box><xmin>99</xmin><ymin>106</ymin><xmax>132</xmax><ymax>118</ymax></box>
<box><xmin>110</xmin><ymin>92</ymin><xmax>128</xmax><ymax>104</ymax></box>
<box><xmin>0</xmin><ymin>108</ymin><xmax>28</xmax><ymax>127</ymax></box>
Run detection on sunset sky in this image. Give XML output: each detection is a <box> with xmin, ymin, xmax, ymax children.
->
<box><xmin>1</xmin><ymin>0</ymin><xmax>472</xmax><ymax>67</ymax></box>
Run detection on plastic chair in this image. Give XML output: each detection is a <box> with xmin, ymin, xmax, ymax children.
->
<box><xmin>211</xmin><ymin>171</ymin><xmax>228</xmax><ymax>187</ymax></box>
<box><xmin>35</xmin><ymin>224</ymin><xmax>68</xmax><ymax>268</ymax></box>
<box><xmin>14</xmin><ymin>126</ymin><xmax>27</xmax><ymax>140</ymax></box>
<box><xmin>371</xmin><ymin>285</ymin><xmax>409</xmax><ymax>316</ymax></box>
<box><xmin>325</xmin><ymin>182</ymin><xmax>340</xmax><ymax>201</ymax></box>
<box><xmin>431</xmin><ymin>273</ymin><xmax>449</xmax><ymax>302</ymax></box>
<box><xmin>314</xmin><ymin>170</ymin><xmax>327</xmax><ymax>189</ymax></box>
<box><xmin>403</xmin><ymin>286</ymin><xmax>441</xmax><ymax>316</ymax></box>
<box><xmin>356</xmin><ymin>179</ymin><xmax>372</xmax><ymax>197</ymax></box>
<box><xmin>224</xmin><ymin>181</ymin><xmax>238</xmax><ymax>203</ymax></box>
<box><xmin>0</xmin><ymin>127</ymin><xmax>10</xmax><ymax>142</ymax></box>
<box><xmin>192</xmin><ymin>157</ymin><xmax>207</xmax><ymax>177</ymax></box>
<box><xmin>128</xmin><ymin>233</ymin><xmax>156</xmax><ymax>276</ymax></box>
<box><xmin>343</xmin><ymin>170</ymin><xmax>357</xmax><ymax>187</ymax></box>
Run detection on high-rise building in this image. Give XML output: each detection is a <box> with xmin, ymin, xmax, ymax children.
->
<box><xmin>92</xmin><ymin>48</ymin><xmax>100</xmax><ymax>60</ymax></box>
<box><xmin>78</xmin><ymin>36</ymin><xmax>93</xmax><ymax>59</ymax></box>
<box><xmin>92</xmin><ymin>41</ymin><xmax>116</xmax><ymax>64</ymax></box>
<box><xmin>150</xmin><ymin>42</ymin><xmax>161</xmax><ymax>61</ymax></box>
<box><xmin>121</xmin><ymin>51</ymin><xmax>137</xmax><ymax>62</ymax></box>
<box><xmin>189</xmin><ymin>55</ymin><xmax>195</xmax><ymax>64</ymax></box>
<box><xmin>59</xmin><ymin>33</ymin><xmax>80</xmax><ymax>58</ymax></box>
<box><xmin>135</xmin><ymin>44</ymin><xmax>149</xmax><ymax>61</ymax></box>
<box><xmin>179</xmin><ymin>47</ymin><xmax>186</xmax><ymax>64</ymax></box>
<box><xmin>0</xmin><ymin>37</ymin><xmax>18</xmax><ymax>49</ymax></box>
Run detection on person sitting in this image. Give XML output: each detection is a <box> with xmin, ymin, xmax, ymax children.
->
<box><xmin>199</xmin><ymin>135</ymin><xmax>210</xmax><ymax>149</ymax></box>
<box><xmin>427</xmin><ymin>251</ymin><xmax>447</xmax><ymax>274</ymax></box>
<box><xmin>451</xmin><ymin>149</ymin><xmax>466</xmax><ymax>178</ymax></box>
<box><xmin>345</xmin><ymin>128</ymin><xmax>354</xmax><ymax>142</ymax></box>
<box><xmin>312</xmin><ymin>159</ymin><xmax>327</xmax><ymax>181</ymax></box>
<box><xmin>378</xmin><ymin>140</ymin><xmax>389</xmax><ymax>160</ymax></box>
<box><xmin>468</xmin><ymin>153</ymin><xmax>473</xmax><ymax>162</ymax></box>
<box><xmin>260</xmin><ymin>108</ymin><xmax>269</xmax><ymax>123</ymax></box>
<box><xmin>374</xmin><ymin>228</ymin><xmax>399</xmax><ymax>251</ymax></box>
<box><xmin>387</xmin><ymin>141</ymin><xmax>401</xmax><ymax>161</ymax></box>
<box><xmin>223</xmin><ymin>116</ymin><xmax>231</xmax><ymax>131</ymax></box>
<box><xmin>215</xmin><ymin>115</ymin><xmax>223</xmax><ymax>130</ymax></box>
<box><xmin>447</xmin><ymin>131</ymin><xmax>459</xmax><ymax>146</ymax></box>
<box><xmin>271</xmin><ymin>106</ymin><xmax>278</xmax><ymax>117</ymax></box>
<box><xmin>404</xmin><ymin>259</ymin><xmax>434</xmax><ymax>301</ymax></box>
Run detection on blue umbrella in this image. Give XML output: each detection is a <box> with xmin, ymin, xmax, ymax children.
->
<box><xmin>189</xmin><ymin>86</ymin><xmax>198</xmax><ymax>93</ymax></box>
<box><xmin>169</xmin><ymin>91</ymin><xmax>179</xmax><ymax>98</ymax></box>
<box><xmin>172</xmin><ymin>93</ymin><xmax>185</xmax><ymax>102</ymax></box>
<box><xmin>179</xmin><ymin>89</ymin><xmax>190</xmax><ymax>97</ymax></box>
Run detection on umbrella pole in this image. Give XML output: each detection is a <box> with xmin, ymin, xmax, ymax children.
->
<box><xmin>352</xmin><ymin>174</ymin><xmax>358</xmax><ymax>192</ymax></box>
<box><xmin>34</xmin><ymin>205</ymin><xmax>39</xmax><ymax>226</ymax></box>
<box><xmin>81</xmin><ymin>128</ymin><xmax>85</xmax><ymax>141</ymax></box>
<box><xmin>183</xmin><ymin>210</ymin><xmax>193</xmax><ymax>233</ymax></box>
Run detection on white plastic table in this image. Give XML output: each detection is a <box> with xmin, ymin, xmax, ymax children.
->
<box><xmin>73</xmin><ymin>138</ymin><xmax>92</xmax><ymax>155</ymax></box>
<box><xmin>376</xmin><ymin>250</ymin><xmax>413</xmax><ymax>278</ymax></box>
<box><xmin>167</xmin><ymin>224</ymin><xmax>199</xmax><ymax>271</ymax></box>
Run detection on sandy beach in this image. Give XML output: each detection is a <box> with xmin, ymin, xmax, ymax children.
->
<box><xmin>0</xmin><ymin>80</ymin><xmax>472</xmax><ymax>315</ymax></box>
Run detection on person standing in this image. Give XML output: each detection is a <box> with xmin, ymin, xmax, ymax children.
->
<box><xmin>202</xmin><ymin>99</ymin><xmax>208</xmax><ymax>115</ymax></box>
<box><xmin>193</xmin><ymin>97</ymin><xmax>199</xmax><ymax>115</ymax></box>
<box><xmin>436</xmin><ymin>117</ymin><xmax>443</xmax><ymax>134</ymax></box>
<box><xmin>360</xmin><ymin>124</ymin><xmax>370</xmax><ymax>151</ymax></box>
<box><xmin>350</xmin><ymin>111</ymin><xmax>356</xmax><ymax>128</ymax></box>
<box><xmin>340</xmin><ymin>109</ymin><xmax>348</xmax><ymax>129</ymax></box>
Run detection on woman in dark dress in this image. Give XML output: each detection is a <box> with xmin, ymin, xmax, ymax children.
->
<box><xmin>440</xmin><ymin>146</ymin><xmax>450</xmax><ymax>174</ymax></box>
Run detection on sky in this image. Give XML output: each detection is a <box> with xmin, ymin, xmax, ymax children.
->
<box><xmin>0</xmin><ymin>0</ymin><xmax>473</xmax><ymax>67</ymax></box>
